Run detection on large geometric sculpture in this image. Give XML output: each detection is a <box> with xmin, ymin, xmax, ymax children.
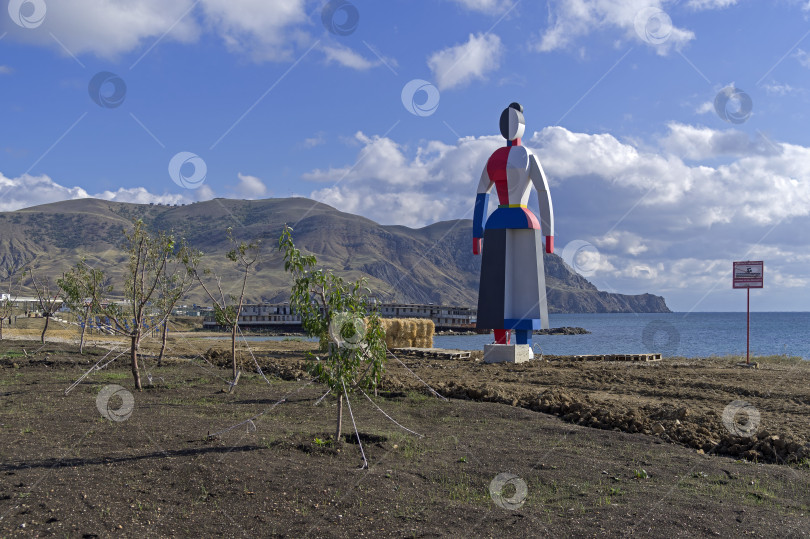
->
<box><xmin>473</xmin><ymin>102</ymin><xmax>555</xmax><ymax>349</ymax></box>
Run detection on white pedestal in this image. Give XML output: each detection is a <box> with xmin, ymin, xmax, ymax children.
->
<box><xmin>483</xmin><ymin>344</ymin><xmax>533</xmax><ymax>364</ymax></box>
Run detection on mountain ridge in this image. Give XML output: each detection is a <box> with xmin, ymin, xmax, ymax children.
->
<box><xmin>0</xmin><ymin>197</ymin><xmax>670</xmax><ymax>313</ymax></box>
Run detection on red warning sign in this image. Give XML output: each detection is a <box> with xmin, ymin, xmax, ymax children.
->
<box><xmin>733</xmin><ymin>261</ymin><xmax>763</xmax><ymax>289</ymax></box>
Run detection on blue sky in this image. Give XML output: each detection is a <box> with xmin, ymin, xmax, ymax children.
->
<box><xmin>2</xmin><ymin>0</ymin><xmax>810</xmax><ymax>312</ymax></box>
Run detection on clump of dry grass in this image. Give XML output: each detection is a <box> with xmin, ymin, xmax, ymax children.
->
<box><xmin>380</xmin><ymin>318</ymin><xmax>434</xmax><ymax>349</ymax></box>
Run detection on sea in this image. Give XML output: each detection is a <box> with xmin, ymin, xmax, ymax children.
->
<box><xmin>229</xmin><ymin>312</ymin><xmax>810</xmax><ymax>360</ymax></box>
<box><xmin>434</xmin><ymin>312</ymin><xmax>810</xmax><ymax>360</ymax></box>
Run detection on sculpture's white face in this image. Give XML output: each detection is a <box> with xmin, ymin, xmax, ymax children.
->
<box><xmin>500</xmin><ymin>107</ymin><xmax>525</xmax><ymax>141</ymax></box>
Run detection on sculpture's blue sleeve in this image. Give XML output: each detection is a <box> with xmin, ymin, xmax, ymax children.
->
<box><xmin>473</xmin><ymin>193</ymin><xmax>489</xmax><ymax>238</ymax></box>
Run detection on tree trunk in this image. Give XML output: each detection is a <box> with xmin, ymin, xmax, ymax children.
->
<box><xmin>335</xmin><ymin>393</ymin><xmax>344</xmax><ymax>443</ymax></box>
<box><xmin>131</xmin><ymin>334</ymin><xmax>142</xmax><ymax>391</ymax></box>
<box><xmin>231</xmin><ymin>323</ymin><xmax>238</xmax><ymax>380</ymax></box>
<box><xmin>0</xmin><ymin>318</ymin><xmax>4</xmax><ymax>340</ymax></box>
<box><xmin>158</xmin><ymin>322</ymin><xmax>168</xmax><ymax>367</ymax></box>
<box><xmin>40</xmin><ymin>315</ymin><xmax>50</xmax><ymax>344</ymax></box>
<box><xmin>79</xmin><ymin>306</ymin><xmax>89</xmax><ymax>354</ymax></box>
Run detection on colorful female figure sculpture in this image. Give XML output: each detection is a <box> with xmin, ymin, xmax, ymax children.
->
<box><xmin>473</xmin><ymin>102</ymin><xmax>554</xmax><ymax>346</ymax></box>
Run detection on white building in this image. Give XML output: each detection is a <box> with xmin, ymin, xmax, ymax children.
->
<box><xmin>376</xmin><ymin>303</ymin><xmax>476</xmax><ymax>329</ymax></box>
<box><xmin>203</xmin><ymin>302</ymin><xmax>476</xmax><ymax>331</ymax></box>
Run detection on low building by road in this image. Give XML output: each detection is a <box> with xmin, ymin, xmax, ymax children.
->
<box><xmin>202</xmin><ymin>302</ymin><xmax>477</xmax><ymax>332</ymax></box>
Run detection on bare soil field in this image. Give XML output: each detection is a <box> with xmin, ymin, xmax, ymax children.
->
<box><xmin>0</xmin><ymin>330</ymin><xmax>809</xmax><ymax>537</ymax></box>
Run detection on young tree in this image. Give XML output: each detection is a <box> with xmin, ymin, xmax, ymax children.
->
<box><xmin>0</xmin><ymin>294</ymin><xmax>10</xmax><ymax>340</ymax></box>
<box><xmin>185</xmin><ymin>227</ymin><xmax>260</xmax><ymax>381</ymax></box>
<box><xmin>0</xmin><ymin>266</ymin><xmax>24</xmax><ymax>340</ymax></box>
<box><xmin>155</xmin><ymin>248</ymin><xmax>197</xmax><ymax>366</ymax></box>
<box><xmin>24</xmin><ymin>266</ymin><xmax>62</xmax><ymax>344</ymax></box>
<box><xmin>86</xmin><ymin>220</ymin><xmax>194</xmax><ymax>390</ymax></box>
<box><xmin>58</xmin><ymin>260</ymin><xmax>105</xmax><ymax>354</ymax></box>
<box><xmin>278</xmin><ymin>225</ymin><xmax>386</xmax><ymax>443</ymax></box>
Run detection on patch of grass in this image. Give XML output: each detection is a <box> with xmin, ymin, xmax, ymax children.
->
<box><xmin>528</xmin><ymin>477</ymin><xmax>596</xmax><ymax>514</ymax></box>
<box><xmin>744</xmin><ymin>479</ymin><xmax>776</xmax><ymax>505</ymax></box>
<box><xmin>750</xmin><ymin>355</ymin><xmax>805</xmax><ymax>366</ymax></box>
<box><xmin>95</xmin><ymin>372</ymin><xmax>130</xmax><ymax>382</ymax></box>
<box><xmin>633</xmin><ymin>469</ymin><xmax>649</xmax><ymax>479</ymax></box>
<box><xmin>162</xmin><ymin>396</ymin><xmax>219</xmax><ymax>407</ymax></box>
<box><xmin>430</xmin><ymin>470</ymin><xmax>488</xmax><ymax>504</ymax></box>
<box><xmin>406</xmin><ymin>391</ymin><xmax>430</xmax><ymax>404</ymax></box>
<box><xmin>195</xmin><ymin>485</ymin><xmax>211</xmax><ymax>505</ymax></box>
<box><xmin>676</xmin><ymin>474</ymin><xmax>809</xmax><ymax>514</ymax></box>
<box><xmin>259</xmin><ymin>436</ymin><xmax>277</xmax><ymax>449</ymax></box>
<box><xmin>382</xmin><ymin>431</ymin><xmax>427</xmax><ymax>459</ymax></box>
<box><xmin>528</xmin><ymin>478</ymin><xmax>560</xmax><ymax>504</ymax></box>
<box><xmin>397</xmin><ymin>437</ymin><xmax>426</xmax><ymax>459</ymax></box>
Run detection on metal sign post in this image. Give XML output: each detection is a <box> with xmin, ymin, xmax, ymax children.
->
<box><xmin>733</xmin><ymin>261</ymin><xmax>763</xmax><ymax>365</ymax></box>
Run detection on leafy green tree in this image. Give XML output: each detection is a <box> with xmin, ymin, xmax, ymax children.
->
<box><xmin>84</xmin><ymin>220</ymin><xmax>195</xmax><ymax>390</ymax></box>
<box><xmin>58</xmin><ymin>260</ymin><xmax>105</xmax><ymax>354</ymax></box>
<box><xmin>186</xmin><ymin>227</ymin><xmax>260</xmax><ymax>381</ymax></box>
<box><xmin>278</xmin><ymin>225</ymin><xmax>386</xmax><ymax>443</ymax></box>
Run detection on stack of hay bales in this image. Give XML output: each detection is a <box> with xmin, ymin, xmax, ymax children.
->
<box><xmin>381</xmin><ymin>318</ymin><xmax>434</xmax><ymax>349</ymax></box>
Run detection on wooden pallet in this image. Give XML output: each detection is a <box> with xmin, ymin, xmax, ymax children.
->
<box><xmin>554</xmin><ymin>353</ymin><xmax>662</xmax><ymax>362</ymax></box>
<box><xmin>392</xmin><ymin>347</ymin><xmax>472</xmax><ymax>360</ymax></box>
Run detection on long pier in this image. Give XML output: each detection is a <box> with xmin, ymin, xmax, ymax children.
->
<box><xmin>550</xmin><ymin>353</ymin><xmax>662</xmax><ymax>362</ymax></box>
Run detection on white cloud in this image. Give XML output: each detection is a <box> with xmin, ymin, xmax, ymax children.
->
<box><xmin>593</xmin><ymin>231</ymin><xmax>649</xmax><ymax>256</ymax></box>
<box><xmin>695</xmin><ymin>101</ymin><xmax>714</xmax><ymax>114</ymax></box>
<box><xmin>303</xmin><ymin>131</ymin><xmax>501</xmax><ymax>226</ymax></box>
<box><xmin>658</xmin><ymin>123</ymin><xmax>778</xmax><ymax>161</ymax></box>
<box><xmin>762</xmin><ymin>81</ymin><xmax>798</xmax><ymax>96</ymax></box>
<box><xmin>94</xmin><ymin>186</ymin><xmax>188</xmax><ymax>205</ymax></box>
<box><xmin>533</xmin><ymin>124</ymin><xmax>810</xmax><ymax>226</ymax></box>
<box><xmin>795</xmin><ymin>48</ymin><xmax>810</xmax><ymax>68</ymax></box>
<box><xmin>537</xmin><ymin>0</ymin><xmax>695</xmax><ymax>55</ymax></box>
<box><xmin>3</xmin><ymin>0</ymin><xmax>200</xmax><ymax>60</ymax></box>
<box><xmin>321</xmin><ymin>44</ymin><xmax>380</xmax><ymax>71</ymax></box>
<box><xmin>2</xmin><ymin>0</ymin><xmax>309</xmax><ymax>61</ymax></box>
<box><xmin>230</xmin><ymin>173</ymin><xmax>268</xmax><ymax>199</ymax></box>
<box><xmin>0</xmin><ymin>172</ymin><xmax>208</xmax><ymax>211</ymax></box>
<box><xmin>448</xmin><ymin>0</ymin><xmax>512</xmax><ymax>13</ymax></box>
<box><xmin>770</xmin><ymin>270</ymin><xmax>810</xmax><ymax>288</ymax></box>
<box><xmin>427</xmin><ymin>33</ymin><xmax>503</xmax><ymax>90</ymax></box>
<box><xmin>196</xmin><ymin>184</ymin><xmax>216</xmax><ymax>202</ymax></box>
<box><xmin>686</xmin><ymin>0</ymin><xmax>738</xmax><ymax>9</ymax></box>
<box><xmin>0</xmin><ymin>173</ymin><xmax>89</xmax><ymax>212</ymax></box>
<box><xmin>304</xmin><ymin>123</ymin><xmax>810</xmax><ymax>231</ymax></box>
<box><xmin>200</xmin><ymin>0</ymin><xmax>309</xmax><ymax>61</ymax></box>
<box><xmin>302</xmin><ymin>132</ymin><xmax>326</xmax><ymax>148</ymax></box>
<box><xmin>0</xmin><ymin>66</ymin><xmax>12</xmax><ymax>75</ymax></box>
<box><xmin>301</xmin><ymin>122</ymin><xmax>810</xmax><ymax>308</ymax></box>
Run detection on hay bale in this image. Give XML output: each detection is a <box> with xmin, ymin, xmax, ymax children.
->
<box><xmin>402</xmin><ymin>319</ymin><xmax>418</xmax><ymax>348</ymax></box>
<box><xmin>415</xmin><ymin>320</ymin><xmax>428</xmax><ymax>338</ymax></box>
<box><xmin>380</xmin><ymin>318</ymin><xmax>434</xmax><ymax>349</ymax></box>
<box><xmin>382</xmin><ymin>318</ymin><xmax>400</xmax><ymax>349</ymax></box>
<box><xmin>413</xmin><ymin>319</ymin><xmax>435</xmax><ymax>348</ymax></box>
